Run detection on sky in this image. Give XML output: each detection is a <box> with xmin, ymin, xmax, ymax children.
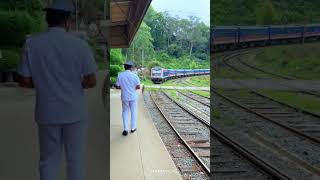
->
<box><xmin>151</xmin><ymin>0</ymin><xmax>210</xmax><ymax>26</ymax></box>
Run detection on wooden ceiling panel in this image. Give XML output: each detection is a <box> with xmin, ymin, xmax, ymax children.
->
<box><xmin>110</xmin><ymin>0</ymin><xmax>151</xmax><ymax>48</ymax></box>
<box><xmin>111</xmin><ymin>2</ymin><xmax>130</xmax><ymax>23</ymax></box>
<box><xmin>110</xmin><ymin>26</ymin><xmax>128</xmax><ymax>48</ymax></box>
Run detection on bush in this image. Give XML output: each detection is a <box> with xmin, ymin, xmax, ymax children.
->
<box><xmin>110</xmin><ymin>65</ymin><xmax>123</xmax><ymax>77</ymax></box>
<box><xmin>110</xmin><ymin>77</ymin><xmax>117</xmax><ymax>86</ymax></box>
<box><xmin>0</xmin><ymin>0</ymin><xmax>45</xmax><ymax>32</ymax></box>
<box><xmin>167</xmin><ymin>44</ymin><xmax>183</xmax><ymax>57</ymax></box>
<box><xmin>110</xmin><ymin>49</ymin><xmax>124</xmax><ymax>65</ymax></box>
<box><xmin>0</xmin><ymin>0</ymin><xmax>43</xmax><ymax>12</ymax></box>
<box><xmin>147</xmin><ymin>60</ymin><xmax>161</xmax><ymax>69</ymax></box>
<box><xmin>156</xmin><ymin>52</ymin><xmax>171</xmax><ymax>62</ymax></box>
<box><xmin>0</xmin><ymin>49</ymin><xmax>20</xmax><ymax>70</ymax></box>
<box><xmin>30</xmin><ymin>12</ymin><xmax>46</xmax><ymax>32</ymax></box>
<box><xmin>0</xmin><ymin>11</ymin><xmax>34</xmax><ymax>47</ymax></box>
<box><xmin>194</xmin><ymin>52</ymin><xmax>209</xmax><ymax>60</ymax></box>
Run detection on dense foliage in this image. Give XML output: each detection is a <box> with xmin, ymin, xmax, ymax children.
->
<box><xmin>0</xmin><ymin>11</ymin><xmax>34</xmax><ymax>47</ymax></box>
<box><xmin>0</xmin><ymin>0</ymin><xmax>106</xmax><ymax>72</ymax></box>
<box><xmin>0</xmin><ymin>0</ymin><xmax>46</xmax><ymax>70</ymax></box>
<box><xmin>110</xmin><ymin>49</ymin><xmax>124</xmax><ymax>85</ymax></box>
<box><xmin>111</xmin><ymin>6</ymin><xmax>210</xmax><ymax>83</ymax></box>
<box><xmin>0</xmin><ymin>49</ymin><xmax>20</xmax><ymax>70</ymax></box>
<box><xmin>212</xmin><ymin>0</ymin><xmax>320</xmax><ymax>25</ymax></box>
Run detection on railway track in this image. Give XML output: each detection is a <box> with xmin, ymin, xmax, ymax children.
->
<box><xmin>214</xmin><ymin>89</ymin><xmax>320</xmax><ymax>145</ymax></box>
<box><xmin>151</xmin><ymin>91</ymin><xmax>290</xmax><ymax>180</ymax></box>
<box><xmin>150</xmin><ymin>91</ymin><xmax>210</xmax><ymax>176</ymax></box>
<box><xmin>213</xmin><ymin>51</ymin><xmax>320</xmax><ymax>178</ymax></box>
<box><xmin>168</xmin><ymin>76</ymin><xmax>210</xmax><ymax>105</ymax></box>
<box><xmin>169</xmin><ymin>79</ymin><xmax>210</xmax><ymax>116</ymax></box>
<box><xmin>215</xmin><ymin>50</ymin><xmax>320</xmax><ymax>144</ymax></box>
<box><xmin>177</xmin><ymin>90</ymin><xmax>210</xmax><ymax>107</ymax></box>
<box><xmin>221</xmin><ymin>50</ymin><xmax>320</xmax><ymax>98</ymax></box>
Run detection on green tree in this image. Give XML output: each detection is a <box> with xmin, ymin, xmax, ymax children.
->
<box><xmin>144</xmin><ymin>7</ymin><xmax>168</xmax><ymax>50</ymax></box>
<box><xmin>147</xmin><ymin>60</ymin><xmax>161</xmax><ymax>69</ymax></box>
<box><xmin>125</xmin><ymin>5</ymin><xmax>209</xmax><ymax>71</ymax></box>
<box><xmin>213</xmin><ymin>0</ymin><xmax>320</xmax><ymax>25</ymax></box>
<box><xmin>256</xmin><ymin>0</ymin><xmax>278</xmax><ymax>25</ymax></box>
<box><xmin>110</xmin><ymin>49</ymin><xmax>124</xmax><ymax>82</ymax></box>
<box><xmin>110</xmin><ymin>49</ymin><xmax>124</xmax><ymax>65</ymax></box>
<box><xmin>126</xmin><ymin>22</ymin><xmax>154</xmax><ymax>67</ymax></box>
<box><xmin>0</xmin><ymin>11</ymin><xmax>34</xmax><ymax>47</ymax></box>
<box><xmin>189</xmin><ymin>61</ymin><xmax>198</xmax><ymax>69</ymax></box>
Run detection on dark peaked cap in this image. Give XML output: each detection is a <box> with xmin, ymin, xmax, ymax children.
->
<box><xmin>44</xmin><ymin>0</ymin><xmax>75</xmax><ymax>13</ymax></box>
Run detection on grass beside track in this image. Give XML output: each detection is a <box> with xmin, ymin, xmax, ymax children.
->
<box><xmin>191</xmin><ymin>90</ymin><xmax>210</xmax><ymax>97</ymax></box>
<box><xmin>213</xmin><ymin>67</ymin><xmax>253</xmax><ymax>79</ymax></box>
<box><xmin>161</xmin><ymin>79</ymin><xmax>182</xmax><ymax>86</ymax></box>
<box><xmin>212</xmin><ymin>109</ymin><xmax>237</xmax><ymax>126</ymax></box>
<box><xmin>247</xmin><ymin>43</ymin><xmax>320</xmax><ymax>80</ymax></box>
<box><xmin>213</xmin><ymin>43</ymin><xmax>320</xmax><ymax>80</ymax></box>
<box><xmin>161</xmin><ymin>76</ymin><xmax>210</xmax><ymax>87</ymax></box>
<box><xmin>141</xmin><ymin>79</ymin><xmax>154</xmax><ymax>85</ymax></box>
<box><xmin>257</xmin><ymin>90</ymin><xmax>320</xmax><ymax>114</ymax></box>
<box><xmin>186</xmin><ymin>76</ymin><xmax>210</xmax><ymax>87</ymax></box>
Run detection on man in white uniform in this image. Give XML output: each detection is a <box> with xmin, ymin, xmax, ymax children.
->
<box><xmin>115</xmin><ymin>61</ymin><xmax>141</xmax><ymax>136</ymax></box>
<box><xmin>16</xmin><ymin>0</ymin><xmax>97</xmax><ymax>180</ymax></box>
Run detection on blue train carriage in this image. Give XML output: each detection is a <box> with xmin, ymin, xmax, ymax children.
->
<box><xmin>212</xmin><ymin>24</ymin><xmax>320</xmax><ymax>52</ymax></box>
<box><xmin>211</xmin><ymin>26</ymin><xmax>238</xmax><ymax>52</ymax></box>
<box><xmin>168</xmin><ymin>69</ymin><xmax>177</xmax><ymax>79</ymax></box>
<box><xmin>175</xmin><ymin>69</ymin><xmax>184</xmax><ymax>77</ymax></box>
<box><xmin>304</xmin><ymin>24</ymin><xmax>320</xmax><ymax>41</ymax></box>
<box><xmin>151</xmin><ymin>67</ymin><xmax>210</xmax><ymax>84</ymax></box>
<box><xmin>238</xmin><ymin>26</ymin><xmax>270</xmax><ymax>47</ymax></box>
<box><xmin>269</xmin><ymin>25</ymin><xmax>304</xmax><ymax>44</ymax></box>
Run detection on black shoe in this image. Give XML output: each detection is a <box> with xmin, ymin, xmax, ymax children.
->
<box><xmin>122</xmin><ymin>130</ymin><xmax>128</xmax><ymax>136</ymax></box>
<box><xmin>131</xmin><ymin>129</ymin><xmax>137</xmax><ymax>133</ymax></box>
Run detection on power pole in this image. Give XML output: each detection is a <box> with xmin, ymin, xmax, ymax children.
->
<box><xmin>104</xmin><ymin>0</ymin><xmax>107</xmax><ymax>20</ymax></box>
<box><xmin>75</xmin><ymin>0</ymin><xmax>78</xmax><ymax>31</ymax></box>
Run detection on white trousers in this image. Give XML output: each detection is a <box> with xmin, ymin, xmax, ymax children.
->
<box><xmin>38</xmin><ymin>121</ymin><xmax>87</xmax><ymax>180</ymax></box>
<box><xmin>122</xmin><ymin>100</ymin><xmax>138</xmax><ymax>131</ymax></box>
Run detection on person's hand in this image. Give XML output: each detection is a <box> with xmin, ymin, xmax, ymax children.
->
<box><xmin>82</xmin><ymin>73</ymin><xmax>96</xmax><ymax>89</ymax></box>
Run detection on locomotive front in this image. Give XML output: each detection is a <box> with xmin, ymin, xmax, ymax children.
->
<box><xmin>151</xmin><ymin>67</ymin><xmax>164</xmax><ymax>84</ymax></box>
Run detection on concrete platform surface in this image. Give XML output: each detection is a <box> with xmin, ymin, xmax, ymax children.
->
<box><xmin>110</xmin><ymin>89</ymin><xmax>182</xmax><ymax>180</ymax></box>
<box><xmin>0</xmin><ymin>71</ymin><xmax>108</xmax><ymax>180</ymax></box>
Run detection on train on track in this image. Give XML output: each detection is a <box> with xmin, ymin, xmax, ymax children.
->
<box><xmin>212</xmin><ymin>24</ymin><xmax>320</xmax><ymax>52</ymax></box>
<box><xmin>150</xmin><ymin>67</ymin><xmax>210</xmax><ymax>84</ymax></box>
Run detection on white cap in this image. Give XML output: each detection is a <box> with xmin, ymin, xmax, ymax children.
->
<box><xmin>44</xmin><ymin>0</ymin><xmax>75</xmax><ymax>13</ymax></box>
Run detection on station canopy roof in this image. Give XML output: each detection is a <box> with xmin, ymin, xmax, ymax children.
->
<box><xmin>108</xmin><ymin>0</ymin><xmax>152</xmax><ymax>48</ymax></box>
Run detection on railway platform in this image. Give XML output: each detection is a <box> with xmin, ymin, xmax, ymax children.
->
<box><xmin>0</xmin><ymin>71</ymin><xmax>108</xmax><ymax>180</ymax></box>
<box><xmin>110</xmin><ymin>88</ymin><xmax>182</xmax><ymax>180</ymax></box>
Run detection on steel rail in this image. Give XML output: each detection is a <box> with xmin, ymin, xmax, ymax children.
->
<box><xmin>219</xmin><ymin>50</ymin><xmax>320</xmax><ymax>118</ymax></box>
<box><xmin>150</xmin><ymin>92</ymin><xmax>211</xmax><ymax>175</ymax></box>
<box><xmin>173</xmin><ymin>78</ymin><xmax>211</xmax><ymax>100</ymax></box>
<box><xmin>223</xmin><ymin>51</ymin><xmax>320</xmax><ymax>98</ymax></box>
<box><xmin>162</xmin><ymin>91</ymin><xmax>291</xmax><ymax>180</ymax></box>
<box><xmin>176</xmin><ymin>90</ymin><xmax>210</xmax><ymax>108</ymax></box>
<box><xmin>251</xmin><ymin>91</ymin><xmax>320</xmax><ymax>119</ymax></box>
<box><xmin>237</xmin><ymin>58</ymin><xmax>295</xmax><ymax>80</ymax></box>
<box><xmin>213</xmin><ymin>89</ymin><xmax>320</xmax><ymax>145</ymax></box>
